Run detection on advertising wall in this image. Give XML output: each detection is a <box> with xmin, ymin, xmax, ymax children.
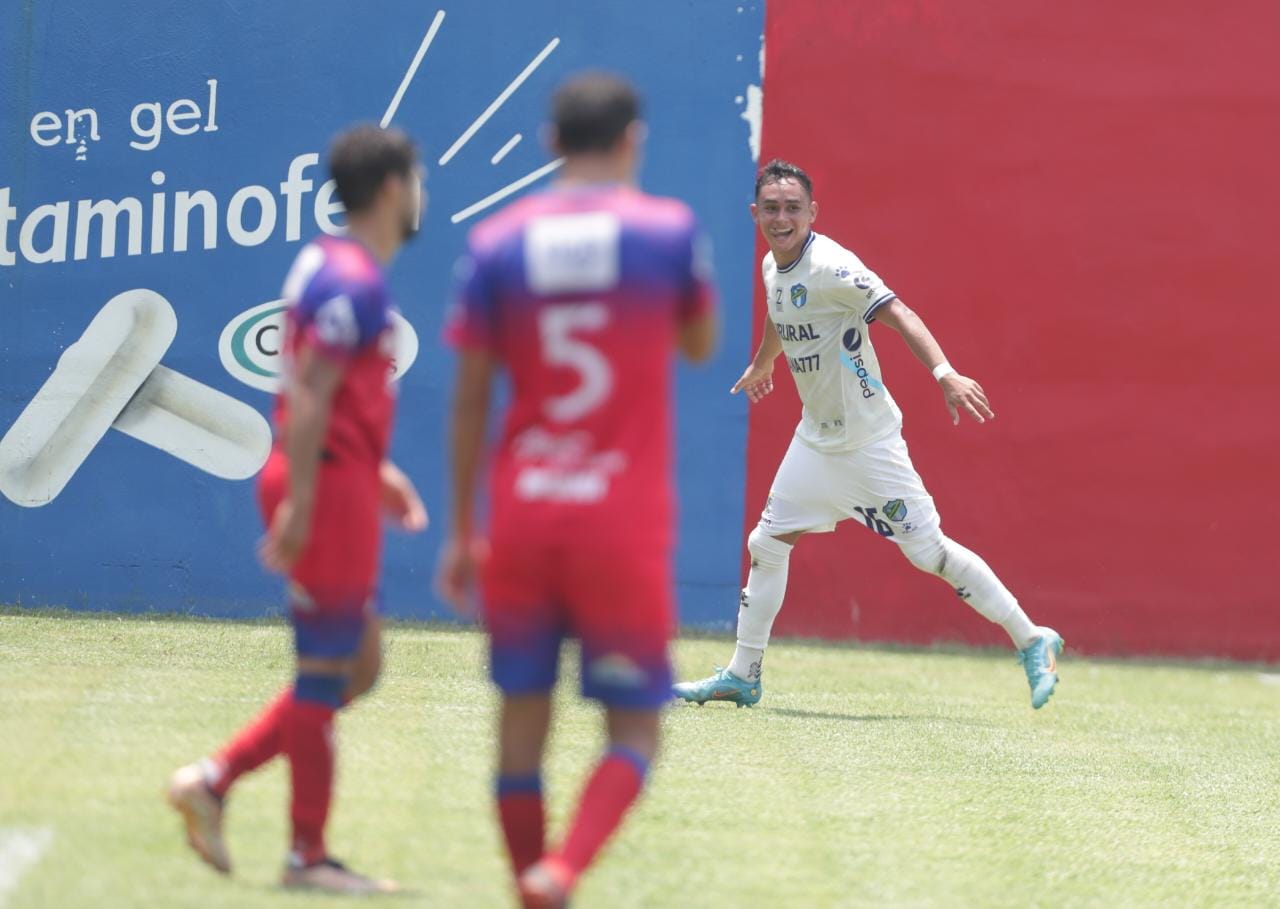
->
<box><xmin>6</xmin><ymin>2</ymin><xmax>1274</xmax><ymax>661</ymax></box>
<box><xmin>0</xmin><ymin>2</ymin><xmax>765</xmax><ymax>623</ymax></box>
<box><xmin>752</xmin><ymin>1</ymin><xmax>1280</xmax><ymax>659</ymax></box>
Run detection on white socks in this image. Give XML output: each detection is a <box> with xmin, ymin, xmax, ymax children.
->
<box><xmin>900</xmin><ymin>533</ymin><xmax>1039</xmax><ymax>650</ymax></box>
<box><xmin>728</xmin><ymin>529</ymin><xmax>794</xmax><ymax>681</ymax></box>
<box><xmin>725</xmin><ymin>527</ymin><xmax>1039</xmax><ymax>681</ymax></box>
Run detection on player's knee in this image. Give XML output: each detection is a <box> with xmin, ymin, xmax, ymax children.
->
<box><xmin>294</xmin><ymin>672</ymin><xmax>347</xmax><ymax>708</ymax></box>
<box><xmin>899</xmin><ymin>532</ymin><xmax>948</xmax><ymax>576</ymax></box>
<box><xmin>748</xmin><ymin>526</ymin><xmax>793</xmax><ymax>570</ymax></box>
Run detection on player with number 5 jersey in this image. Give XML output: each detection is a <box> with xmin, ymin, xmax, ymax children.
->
<box><xmin>439</xmin><ymin>73</ymin><xmax>717</xmax><ymax>909</ymax></box>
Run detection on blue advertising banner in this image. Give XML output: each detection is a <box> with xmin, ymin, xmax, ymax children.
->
<box><xmin>0</xmin><ymin>2</ymin><xmax>764</xmax><ymax>623</ymax></box>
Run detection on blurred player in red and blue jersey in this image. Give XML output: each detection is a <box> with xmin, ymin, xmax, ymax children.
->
<box><xmin>438</xmin><ymin>73</ymin><xmax>718</xmax><ymax>908</ymax></box>
<box><xmin>167</xmin><ymin>125</ymin><xmax>427</xmax><ymax>894</ymax></box>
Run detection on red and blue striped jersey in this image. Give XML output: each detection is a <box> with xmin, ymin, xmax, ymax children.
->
<box><xmin>276</xmin><ymin>235</ymin><xmax>397</xmax><ymax>468</ymax></box>
<box><xmin>446</xmin><ymin>184</ymin><xmax>715</xmax><ymax>545</ymax></box>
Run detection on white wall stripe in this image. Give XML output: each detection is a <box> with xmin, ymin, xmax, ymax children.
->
<box><xmin>381</xmin><ymin>10</ymin><xmax>447</xmax><ymax>128</ymax></box>
<box><xmin>450</xmin><ymin>158</ymin><xmax>563</xmax><ymax>224</ymax></box>
<box><xmin>438</xmin><ymin>38</ymin><xmax>559</xmax><ymax>166</ymax></box>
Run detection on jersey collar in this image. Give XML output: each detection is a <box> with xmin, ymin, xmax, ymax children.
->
<box><xmin>775</xmin><ymin>231</ymin><xmax>816</xmax><ymax>274</ymax></box>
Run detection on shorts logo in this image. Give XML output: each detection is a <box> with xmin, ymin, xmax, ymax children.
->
<box><xmin>790</xmin><ymin>284</ymin><xmax>808</xmax><ymax>308</ymax></box>
<box><xmin>854</xmin><ymin>274</ymin><xmax>873</xmax><ymax>290</ymax></box>
<box><xmin>884</xmin><ymin>498</ymin><xmax>908</xmax><ymax>522</ymax></box>
<box><xmin>587</xmin><ymin>653</ymin><xmax>648</xmax><ymax>689</ymax></box>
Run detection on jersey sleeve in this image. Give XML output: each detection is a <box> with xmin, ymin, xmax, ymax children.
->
<box><xmin>443</xmin><ymin>239</ymin><xmax>499</xmax><ymax>352</ymax></box>
<box><xmin>827</xmin><ymin>256</ymin><xmax>897</xmax><ymax>324</ymax></box>
<box><xmin>295</xmin><ymin>279</ymin><xmax>389</xmax><ymax>362</ymax></box>
<box><xmin>677</xmin><ymin>218</ymin><xmax>717</xmax><ymax>324</ymax></box>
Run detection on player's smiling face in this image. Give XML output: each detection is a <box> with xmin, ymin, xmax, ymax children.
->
<box><xmin>752</xmin><ymin>178</ymin><xmax>817</xmax><ymax>267</ymax></box>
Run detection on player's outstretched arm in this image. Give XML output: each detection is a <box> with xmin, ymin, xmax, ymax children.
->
<box><xmin>730</xmin><ymin>317</ymin><xmax>783</xmax><ymax>403</ymax></box>
<box><xmin>436</xmin><ymin>350</ymin><xmax>496</xmax><ymax>615</ymax></box>
<box><xmin>678</xmin><ymin>308</ymin><xmax>718</xmax><ymax>363</ymax></box>
<box><xmin>379</xmin><ymin>460</ymin><xmax>428</xmax><ymax>532</ymax></box>
<box><xmin>874</xmin><ymin>298</ymin><xmax>995</xmax><ymax>426</ymax></box>
<box><xmin>259</xmin><ymin>347</ymin><xmax>343</xmax><ymax>573</ymax></box>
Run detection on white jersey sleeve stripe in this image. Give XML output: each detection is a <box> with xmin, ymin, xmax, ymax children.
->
<box><xmin>863</xmin><ymin>293</ymin><xmax>897</xmax><ymax>324</ymax></box>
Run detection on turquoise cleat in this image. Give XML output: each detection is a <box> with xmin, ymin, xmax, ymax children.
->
<box><xmin>672</xmin><ymin>667</ymin><xmax>762</xmax><ymax>708</ymax></box>
<box><xmin>1018</xmin><ymin>628</ymin><xmax>1064</xmax><ymax>709</ymax></box>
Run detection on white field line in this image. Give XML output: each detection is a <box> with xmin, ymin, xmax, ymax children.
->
<box><xmin>438</xmin><ymin>37</ymin><xmax>559</xmax><ymax>165</ymax></box>
<box><xmin>381</xmin><ymin>10</ymin><xmax>447</xmax><ymax>128</ymax></box>
<box><xmin>450</xmin><ymin>158</ymin><xmax>563</xmax><ymax>224</ymax></box>
<box><xmin>490</xmin><ymin>133</ymin><xmax>523</xmax><ymax>165</ymax></box>
<box><xmin>0</xmin><ymin>828</ymin><xmax>53</xmax><ymax>907</ymax></box>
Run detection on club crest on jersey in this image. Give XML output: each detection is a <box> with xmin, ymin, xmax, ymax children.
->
<box><xmin>790</xmin><ymin>284</ymin><xmax>808</xmax><ymax>308</ymax></box>
<box><xmin>884</xmin><ymin>499</ymin><xmax>908</xmax><ymax>522</ymax></box>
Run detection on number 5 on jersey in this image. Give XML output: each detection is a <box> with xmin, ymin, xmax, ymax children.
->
<box><xmin>538</xmin><ymin>303</ymin><xmax>613</xmax><ymax>423</ymax></box>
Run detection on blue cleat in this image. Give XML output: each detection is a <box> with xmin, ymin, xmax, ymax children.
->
<box><xmin>1018</xmin><ymin>628</ymin><xmax>1064</xmax><ymax>709</ymax></box>
<box><xmin>672</xmin><ymin>667</ymin><xmax>762</xmax><ymax>708</ymax></box>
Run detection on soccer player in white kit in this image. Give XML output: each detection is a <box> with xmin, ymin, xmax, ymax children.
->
<box><xmin>675</xmin><ymin>160</ymin><xmax>1063</xmax><ymax>709</ymax></box>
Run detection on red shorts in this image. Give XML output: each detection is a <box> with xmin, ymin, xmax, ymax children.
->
<box><xmin>258</xmin><ymin>448</ymin><xmax>381</xmax><ymax>658</ymax></box>
<box><xmin>482</xmin><ymin>535</ymin><xmax>674</xmax><ymax>709</ymax></box>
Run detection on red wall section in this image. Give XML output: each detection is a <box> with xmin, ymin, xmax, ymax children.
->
<box><xmin>750</xmin><ymin>2</ymin><xmax>1280</xmax><ymax>659</ymax></box>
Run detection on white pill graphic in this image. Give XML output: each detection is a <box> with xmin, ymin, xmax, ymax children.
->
<box><xmin>0</xmin><ymin>289</ymin><xmax>176</xmax><ymax>507</ymax></box>
<box><xmin>113</xmin><ymin>365</ymin><xmax>272</xmax><ymax>480</ymax></box>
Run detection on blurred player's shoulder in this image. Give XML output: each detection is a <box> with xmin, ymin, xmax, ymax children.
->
<box><xmin>284</xmin><ymin>236</ymin><xmax>382</xmax><ymax>305</ymax></box>
<box><xmin>611</xmin><ymin>186</ymin><xmax>697</xmax><ymax>231</ymax></box>
<box><xmin>468</xmin><ymin>192</ymin><xmax>547</xmax><ymax>253</ymax></box>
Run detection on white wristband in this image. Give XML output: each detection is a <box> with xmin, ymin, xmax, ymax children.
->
<box><xmin>931</xmin><ymin>362</ymin><xmax>956</xmax><ymax>382</ymax></box>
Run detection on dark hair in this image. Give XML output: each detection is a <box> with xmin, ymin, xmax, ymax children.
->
<box><xmin>755</xmin><ymin>159</ymin><xmax>813</xmax><ymax>199</ymax></box>
<box><xmin>552</xmin><ymin>72</ymin><xmax>640</xmax><ymax>154</ymax></box>
<box><xmin>328</xmin><ymin>125</ymin><xmax>417</xmax><ymax>214</ymax></box>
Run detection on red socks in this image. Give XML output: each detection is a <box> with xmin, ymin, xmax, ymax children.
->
<box><xmin>208</xmin><ymin>689</ymin><xmax>292</xmax><ymax>797</ymax></box>
<box><xmin>548</xmin><ymin>746</ymin><xmax>649</xmax><ymax>886</ymax></box>
<box><xmin>207</xmin><ymin>680</ymin><xmax>342</xmax><ymax>865</ymax></box>
<box><xmin>282</xmin><ymin>696</ymin><xmax>337</xmax><ymax>863</ymax></box>
<box><xmin>496</xmin><ymin>775</ymin><xmax>545</xmax><ymax>875</ymax></box>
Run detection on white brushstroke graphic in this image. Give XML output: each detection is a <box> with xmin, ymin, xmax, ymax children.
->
<box><xmin>381</xmin><ymin>10</ymin><xmax>446</xmax><ymax>128</ymax></box>
<box><xmin>451</xmin><ymin>158</ymin><xmax>564</xmax><ymax>224</ymax></box>
<box><xmin>438</xmin><ymin>38</ymin><xmax>560</xmax><ymax>166</ymax></box>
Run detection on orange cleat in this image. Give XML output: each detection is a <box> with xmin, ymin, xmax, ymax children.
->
<box><xmin>166</xmin><ymin>762</ymin><xmax>231</xmax><ymax>874</ymax></box>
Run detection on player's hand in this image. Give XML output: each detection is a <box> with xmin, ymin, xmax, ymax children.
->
<box><xmin>435</xmin><ymin>535</ymin><xmax>489</xmax><ymax>618</ymax></box>
<box><xmin>730</xmin><ymin>361</ymin><xmax>776</xmax><ymax>404</ymax></box>
<box><xmin>940</xmin><ymin>374</ymin><xmax>995</xmax><ymax>425</ymax></box>
<box><xmin>259</xmin><ymin>498</ymin><xmax>311</xmax><ymax>574</ymax></box>
<box><xmin>379</xmin><ymin>461</ymin><xmax>428</xmax><ymax>532</ymax></box>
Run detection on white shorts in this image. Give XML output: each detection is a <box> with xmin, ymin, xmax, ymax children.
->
<box><xmin>758</xmin><ymin>431</ymin><xmax>941</xmax><ymax>543</ymax></box>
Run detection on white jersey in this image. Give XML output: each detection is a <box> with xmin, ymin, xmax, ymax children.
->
<box><xmin>763</xmin><ymin>231</ymin><xmax>902</xmax><ymax>452</ymax></box>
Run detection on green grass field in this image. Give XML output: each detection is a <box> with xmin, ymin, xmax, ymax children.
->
<box><xmin>1</xmin><ymin>609</ymin><xmax>1277</xmax><ymax>908</ymax></box>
